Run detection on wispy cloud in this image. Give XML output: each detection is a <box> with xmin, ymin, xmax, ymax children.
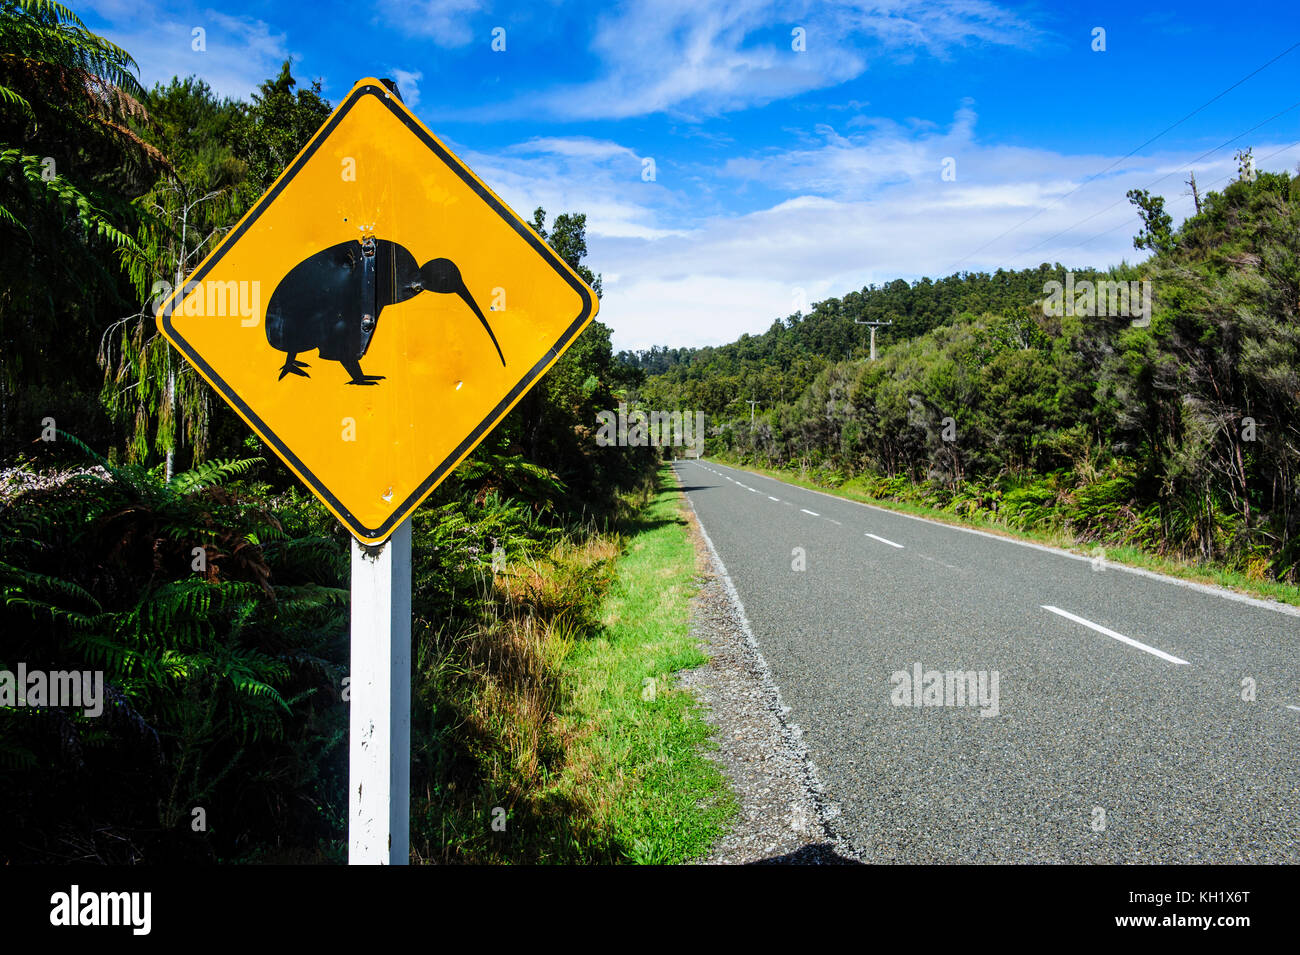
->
<box><xmin>89</xmin><ymin>6</ymin><xmax>296</xmax><ymax>99</ymax></box>
<box><xmin>455</xmin><ymin>109</ymin><xmax>1300</xmax><ymax>351</ymax></box>
<box><xmin>388</xmin><ymin>0</ymin><xmax>487</xmax><ymax>48</ymax></box>
<box><xmin>506</xmin><ymin>0</ymin><xmax>1045</xmax><ymax>121</ymax></box>
<box><xmin>717</xmin><ymin>103</ymin><xmax>979</xmax><ymax>198</ymax></box>
<box><xmin>506</xmin><ymin>137</ymin><xmax>641</xmax><ymax>163</ymax></box>
<box><xmin>386</xmin><ymin>68</ymin><xmax>425</xmax><ymax>107</ymax></box>
<box><xmin>457</xmin><ymin>136</ymin><xmax>684</xmax><ymax>240</ymax></box>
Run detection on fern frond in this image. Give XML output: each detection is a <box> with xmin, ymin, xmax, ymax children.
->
<box><xmin>169</xmin><ymin>457</ymin><xmax>264</xmax><ymax>493</ymax></box>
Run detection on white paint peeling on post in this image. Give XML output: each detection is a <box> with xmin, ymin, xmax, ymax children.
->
<box><xmin>348</xmin><ymin>518</ymin><xmax>412</xmax><ymax>864</ymax></box>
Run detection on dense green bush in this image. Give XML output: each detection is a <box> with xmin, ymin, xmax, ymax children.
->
<box><xmin>0</xmin><ymin>437</ymin><xmax>350</xmax><ymax>862</ymax></box>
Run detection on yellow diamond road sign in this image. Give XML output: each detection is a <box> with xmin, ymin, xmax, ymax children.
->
<box><xmin>157</xmin><ymin>78</ymin><xmax>598</xmax><ymax>544</ymax></box>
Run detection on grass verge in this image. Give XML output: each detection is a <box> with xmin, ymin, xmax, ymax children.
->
<box><xmin>716</xmin><ymin>457</ymin><xmax>1300</xmax><ymax>609</ymax></box>
<box><xmin>411</xmin><ymin>465</ymin><xmax>733</xmax><ymax>862</ymax></box>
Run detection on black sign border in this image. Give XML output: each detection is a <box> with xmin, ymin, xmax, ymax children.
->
<box><xmin>160</xmin><ymin>81</ymin><xmax>595</xmax><ymax>541</ymax></box>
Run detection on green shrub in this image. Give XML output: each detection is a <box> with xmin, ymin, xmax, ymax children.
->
<box><xmin>0</xmin><ymin>436</ymin><xmax>349</xmax><ymax>863</ymax></box>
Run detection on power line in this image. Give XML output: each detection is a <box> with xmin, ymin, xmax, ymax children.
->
<box><xmin>1057</xmin><ymin>138</ymin><xmax>1300</xmax><ymax>254</ymax></box>
<box><xmin>945</xmin><ymin>38</ymin><xmax>1300</xmax><ymax>273</ymax></box>
<box><xmin>1011</xmin><ymin>99</ymin><xmax>1300</xmax><ymax>261</ymax></box>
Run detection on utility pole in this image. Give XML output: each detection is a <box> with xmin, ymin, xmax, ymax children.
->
<box><xmin>854</xmin><ymin>318</ymin><xmax>892</xmax><ymax>360</ymax></box>
<box><xmin>745</xmin><ymin>399</ymin><xmax>759</xmax><ymax>429</ymax></box>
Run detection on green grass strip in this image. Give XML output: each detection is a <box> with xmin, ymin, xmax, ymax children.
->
<box><xmin>560</xmin><ymin>466</ymin><xmax>735</xmax><ymax>863</ymax></box>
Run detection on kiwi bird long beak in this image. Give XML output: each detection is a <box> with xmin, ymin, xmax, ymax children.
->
<box><xmin>420</xmin><ymin>257</ymin><xmax>505</xmax><ymax>367</ymax></box>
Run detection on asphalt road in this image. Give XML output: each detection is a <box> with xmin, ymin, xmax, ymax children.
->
<box><xmin>672</xmin><ymin>458</ymin><xmax>1300</xmax><ymax>863</ymax></box>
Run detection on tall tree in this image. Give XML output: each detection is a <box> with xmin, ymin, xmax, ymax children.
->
<box><xmin>100</xmin><ymin>77</ymin><xmax>247</xmax><ymax>470</ymax></box>
<box><xmin>0</xmin><ymin>0</ymin><xmax>168</xmax><ymax>456</ymax></box>
<box><xmin>97</xmin><ymin>65</ymin><xmax>331</xmax><ymax>473</ymax></box>
<box><xmin>1127</xmin><ymin>188</ymin><xmax>1176</xmax><ymax>256</ymax></box>
<box><xmin>231</xmin><ymin>61</ymin><xmax>332</xmax><ymax>195</ymax></box>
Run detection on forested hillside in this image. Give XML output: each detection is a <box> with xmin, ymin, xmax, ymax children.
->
<box><xmin>635</xmin><ymin>171</ymin><xmax>1300</xmax><ymax>584</ymax></box>
<box><xmin>628</xmin><ymin>262</ymin><xmax>1124</xmax><ymax>421</ymax></box>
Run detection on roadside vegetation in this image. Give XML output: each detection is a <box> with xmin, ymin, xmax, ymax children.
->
<box><xmin>630</xmin><ymin>160</ymin><xmax>1300</xmax><ymax>596</ymax></box>
<box><xmin>412</xmin><ymin>466</ymin><xmax>732</xmax><ymax>864</ymax></box>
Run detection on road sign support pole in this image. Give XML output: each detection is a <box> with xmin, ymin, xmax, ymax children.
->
<box><xmin>348</xmin><ymin>518</ymin><xmax>411</xmax><ymax>865</ymax></box>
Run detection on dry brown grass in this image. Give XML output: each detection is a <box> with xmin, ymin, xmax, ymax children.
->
<box><xmin>410</xmin><ymin>531</ymin><xmax>624</xmax><ymax>862</ymax></box>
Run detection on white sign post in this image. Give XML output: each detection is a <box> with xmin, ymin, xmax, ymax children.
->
<box><xmin>348</xmin><ymin>518</ymin><xmax>412</xmax><ymax>864</ymax></box>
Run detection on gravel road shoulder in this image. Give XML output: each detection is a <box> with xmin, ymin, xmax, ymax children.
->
<box><xmin>673</xmin><ymin>467</ymin><xmax>860</xmax><ymax>864</ymax></box>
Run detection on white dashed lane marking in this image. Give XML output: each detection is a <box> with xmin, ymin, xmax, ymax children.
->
<box><xmin>1041</xmin><ymin>605</ymin><xmax>1190</xmax><ymax>665</ymax></box>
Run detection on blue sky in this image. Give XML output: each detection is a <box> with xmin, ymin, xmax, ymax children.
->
<box><xmin>82</xmin><ymin>1</ymin><xmax>1300</xmax><ymax>350</ymax></box>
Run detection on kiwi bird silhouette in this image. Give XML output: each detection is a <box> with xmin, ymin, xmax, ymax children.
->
<box><xmin>265</xmin><ymin>236</ymin><xmax>505</xmax><ymax>385</ymax></box>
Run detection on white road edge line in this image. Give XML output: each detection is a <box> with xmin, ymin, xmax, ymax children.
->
<box><xmin>865</xmin><ymin>533</ymin><xmax>904</xmax><ymax>549</ymax></box>
<box><xmin>673</xmin><ymin>470</ymin><xmax>846</xmax><ymax>839</ymax></box>
<box><xmin>800</xmin><ymin>508</ymin><xmax>819</xmax><ymax>517</ymax></box>
<box><xmin>1041</xmin><ymin>605</ymin><xmax>1190</xmax><ymax>665</ymax></box>
<box><xmin>698</xmin><ymin>461</ymin><xmax>1300</xmax><ymax>619</ymax></box>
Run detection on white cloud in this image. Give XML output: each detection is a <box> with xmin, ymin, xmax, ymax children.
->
<box><xmin>506</xmin><ymin>137</ymin><xmax>642</xmax><ymax>163</ymax></box>
<box><xmin>599</xmin><ymin>273</ymin><xmax>825</xmax><ymax>350</ymax></box>
<box><xmin>456</xmin><ymin>136</ymin><xmax>686</xmax><ymax>242</ymax></box>
<box><xmin>429</xmin><ymin>114</ymin><xmax>1300</xmax><ymax>353</ymax></box>
<box><xmin>499</xmin><ymin>0</ymin><xmax>1045</xmax><ymax>121</ymax></box>
<box><xmin>92</xmin><ymin>10</ymin><xmax>296</xmax><ymax>99</ymax></box>
<box><xmin>387</xmin><ymin>68</ymin><xmax>424</xmax><ymax>107</ymax></box>
<box><xmin>834</xmin><ymin>0</ymin><xmax>1039</xmax><ymax>58</ymax></box>
<box><xmin>578</xmin><ymin>126</ymin><xmax>1300</xmax><ymax>350</ymax></box>
<box><xmin>389</xmin><ymin>0</ymin><xmax>486</xmax><ymax>48</ymax></box>
<box><xmin>717</xmin><ymin>100</ymin><xmax>981</xmax><ymax>197</ymax></box>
